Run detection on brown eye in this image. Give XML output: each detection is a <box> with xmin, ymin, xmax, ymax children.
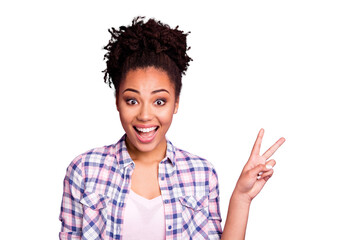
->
<box><xmin>155</xmin><ymin>99</ymin><xmax>166</xmax><ymax>106</ymax></box>
<box><xmin>126</xmin><ymin>99</ymin><xmax>138</xmax><ymax>105</ymax></box>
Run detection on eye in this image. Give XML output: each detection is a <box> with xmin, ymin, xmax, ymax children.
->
<box><xmin>126</xmin><ymin>98</ymin><xmax>138</xmax><ymax>105</ymax></box>
<box><xmin>154</xmin><ymin>99</ymin><xmax>166</xmax><ymax>106</ymax></box>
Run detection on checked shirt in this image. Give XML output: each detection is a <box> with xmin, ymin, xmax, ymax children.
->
<box><xmin>59</xmin><ymin>135</ymin><xmax>222</xmax><ymax>239</ymax></box>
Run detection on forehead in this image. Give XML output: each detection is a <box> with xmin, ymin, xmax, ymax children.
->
<box><xmin>120</xmin><ymin>67</ymin><xmax>175</xmax><ymax>92</ymax></box>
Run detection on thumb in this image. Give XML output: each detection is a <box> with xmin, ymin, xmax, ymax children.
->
<box><xmin>248</xmin><ymin>163</ymin><xmax>273</xmax><ymax>179</ymax></box>
<box><xmin>248</xmin><ymin>164</ymin><xmax>268</xmax><ymax>178</ymax></box>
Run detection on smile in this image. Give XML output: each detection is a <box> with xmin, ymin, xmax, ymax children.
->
<box><xmin>133</xmin><ymin>126</ymin><xmax>159</xmax><ymax>143</ymax></box>
<box><xmin>135</xmin><ymin>127</ymin><xmax>157</xmax><ymax>133</ymax></box>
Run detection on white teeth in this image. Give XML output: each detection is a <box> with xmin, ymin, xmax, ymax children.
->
<box><xmin>136</xmin><ymin>127</ymin><xmax>157</xmax><ymax>133</ymax></box>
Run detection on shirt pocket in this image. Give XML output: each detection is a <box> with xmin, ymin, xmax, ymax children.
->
<box><xmin>179</xmin><ymin>195</ymin><xmax>210</xmax><ymax>240</ymax></box>
<box><xmin>80</xmin><ymin>191</ymin><xmax>110</xmax><ymax>240</ymax></box>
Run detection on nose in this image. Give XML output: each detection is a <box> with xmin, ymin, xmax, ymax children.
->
<box><xmin>136</xmin><ymin>103</ymin><xmax>153</xmax><ymax>122</ymax></box>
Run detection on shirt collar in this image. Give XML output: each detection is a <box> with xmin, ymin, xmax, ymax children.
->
<box><xmin>165</xmin><ymin>137</ymin><xmax>176</xmax><ymax>166</ymax></box>
<box><xmin>114</xmin><ymin>134</ymin><xmax>177</xmax><ymax>168</ymax></box>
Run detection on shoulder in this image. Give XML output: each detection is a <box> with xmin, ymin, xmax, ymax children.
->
<box><xmin>65</xmin><ymin>141</ymin><xmax>119</xmax><ymax>176</ymax></box>
<box><xmin>173</xmin><ymin>145</ymin><xmax>217</xmax><ymax>174</ymax></box>
<box><xmin>171</xmin><ymin>144</ymin><xmax>220</xmax><ymax>197</ymax></box>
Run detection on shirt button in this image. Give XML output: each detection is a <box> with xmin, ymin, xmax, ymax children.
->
<box><xmin>164</xmin><ymin>199</ymin><xmax>169</xmax><ymax>204</ymax></box>
<box><xmin>168</xmin><ymin>225</ymin><xmax>172</xmax><ymax>230</ymax></box>
<box><xmin>161</xmin><ymin>177</ymin><xmax>165</xmax><ymax>181</ymax></box>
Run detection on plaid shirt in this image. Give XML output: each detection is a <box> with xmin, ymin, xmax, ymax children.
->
<box><xmin>59</xmin><ymin>135</ymin><xmax>222</xmax><ymax>240</ymax></box>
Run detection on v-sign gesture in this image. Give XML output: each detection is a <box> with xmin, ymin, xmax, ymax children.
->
<box><xmin>221</xmin><ymin>129</ymin><xmax>286</xmax><ymax>240</ymax></box>
<box><xmin>234</xmin><ymin>128</ymin><xmax>286</xmax><ymax>203</ymax></box>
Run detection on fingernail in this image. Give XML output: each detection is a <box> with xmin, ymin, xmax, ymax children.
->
<box><xmin>266</xmin><ymin>165</ymin><xmax>273</xmax><ymax>169</ymax></box>
<box><xmin>257</xmin><ymin>175</ymin><xmax>261</xmax><ymax>180</ymax></box>
<box><xmin>258</xmin><ymin>171</ymin><xmax>263</xmax><ymax>176</ymax></box>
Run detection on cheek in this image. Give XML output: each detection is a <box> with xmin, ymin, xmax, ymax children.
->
<box><xmin>157</xmin><ymin>108</ymin><xmax>175</xmax><ymax>125</ymax></box>
<box><xmin>119</xmin><ymin>113</ymin><xmax>129</xmax><ymax>130</ymax></box>
<box><xmin>118</xmin><ymin>106</ymin><xmax>133</xmax><ymax>125</ymax></box>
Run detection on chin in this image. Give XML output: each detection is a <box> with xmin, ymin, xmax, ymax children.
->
<box><xmin>126</xmin><ymin>132</ymin><xmax>166</xmax><ymax>154</ymax></box>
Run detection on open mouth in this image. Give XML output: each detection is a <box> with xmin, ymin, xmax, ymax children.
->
<box><xmin>133</xmin><ymin>126</ymin><xmax>159</xmax><ymax>143</ymax></box>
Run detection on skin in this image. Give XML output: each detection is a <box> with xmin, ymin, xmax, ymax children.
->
<box><xmin>221</xmin><ymin>129</ymin><xmax>285</xmax><ymax>240</ymax></box>
<box><xmin>116</xmin><ymin>66</ymin><xmax>179</xmax><ymax>199</ymax></box>
<box><xmin>116</xmin><ymin>66</ymin><xmax>286</xmax><ymax>238</ymax></box>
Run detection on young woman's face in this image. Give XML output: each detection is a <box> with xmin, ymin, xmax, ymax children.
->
<box><xmin>116</xmin><ymin>67</ymin><xmax>179</xmax><ymax>155</ymax></box>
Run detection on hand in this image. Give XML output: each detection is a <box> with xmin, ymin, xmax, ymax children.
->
<box><xmin>234</xmin><ymin>128</ymin><xmax>285</xmax><ymax>203</ymax></box>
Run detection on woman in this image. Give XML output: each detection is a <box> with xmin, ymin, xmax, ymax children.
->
<box><xmin>59</xmin><ymin>17</ymin><xmax>285</xmax><ymax>240</ymax></box>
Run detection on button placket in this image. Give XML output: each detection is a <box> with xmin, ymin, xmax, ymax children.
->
<box><xmin>116</xmin><ymin>164</ymin><xmax>134</xmax><ymax>237</ymax></box>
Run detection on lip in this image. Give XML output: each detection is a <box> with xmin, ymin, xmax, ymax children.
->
<box><xmin>133</xmin><ymin>124</ymin><xmax>159</xmax><ymax>143</ymax></box>
<box><xmin>134</xmin><ymin>124</ymin><xmax>159</xmax><ymax>129</ymax></box>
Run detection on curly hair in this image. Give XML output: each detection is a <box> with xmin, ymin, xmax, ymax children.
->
<box><xmin>103</xmin><ymin>16</ymin><xmax>192</xmax><ymax>98</ymax></box>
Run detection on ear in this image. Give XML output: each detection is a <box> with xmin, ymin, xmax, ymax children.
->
<box><xmin>174</xmin><ymin>97</ymin><xmax>179</xmax><ymax>114</ymax></box>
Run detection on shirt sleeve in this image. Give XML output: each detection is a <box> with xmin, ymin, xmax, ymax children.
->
<box><xmin>59</xmin><ymin>156</ymin><xmax>84</xmax><ymax>240</ymax></box>
<box><xmin>208</xmin><ymin>167</ymin><xmax>223</xmax><ymax>239</ymax></box>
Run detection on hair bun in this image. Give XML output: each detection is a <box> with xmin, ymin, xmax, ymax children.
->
<box><xmin>105</xmin><ymin>16</ymin><xmax>191</xmax><ymax>75</ymax></box>
<box><xmin>103</xmin><ymin>16</ymin><xmax>192</xmax><ymax>97</ymax></box>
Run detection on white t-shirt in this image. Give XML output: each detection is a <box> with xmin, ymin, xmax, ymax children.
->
<box><xmin>123</xmin><ymin>190</ymin><xmax>166</xmax><ymax>239</ymax></box>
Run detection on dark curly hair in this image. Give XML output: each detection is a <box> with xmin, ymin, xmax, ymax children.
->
<box><xmin>103</xmin><ymin>16</ymin><xmax>192</xmax><ymax>98</ymax></box>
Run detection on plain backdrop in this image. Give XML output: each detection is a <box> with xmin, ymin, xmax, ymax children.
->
<box><xmin>1</xmin><ymin>0</ymin><xmax>359</xmax><ymax>239</ymax></box>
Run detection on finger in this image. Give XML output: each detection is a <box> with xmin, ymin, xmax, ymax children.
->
<box><xmin>249</xmin><ymin>163</ymin><xmax>272</xmax><ymax>179</ymax></box>
<box><xmin>256</xmin><ymin>165</ymin><xmax>273</xmax><ymax>179</ymax></box>
<box><xmin>266</xmin><ymin>159</ymin><xmax>276</xmax><ymax>167</ymax></box>
<box><xmin>263</xmin><ymin>175</ymin><xmax>272</xmax><ymax>182</ymax></box>
<box><xmin>262</xmin><ymin>137</ymin><xmax>286</xmax><ymax>160</ymax></box>
<box><xmin>259</xmin><ymin>169</ymin><xmax>274</xmax><ymax>181</ymax></box>
<box><xmin>250</xmin><ymin>128</ymin><xmax>264</xmax><ymax>157</ymax></box>
<box><xmin>250</xmin><ymin>164</ymin><xmax>267</xmax><ymax>178</ymax></box>
<box><xmin>257</xmin><ymin>159</ymin><xmax>276</xmax><ymax>179</ymax></box>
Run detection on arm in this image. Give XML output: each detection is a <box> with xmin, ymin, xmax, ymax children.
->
<box><xmin>221</xmin><ymin>194</ymin><xmax>251</xmax><ymax>240</ymax></box>
<box><xmin>221</xmin><ymin>129</ymin><xmax>285</xmax><ymax>240</ymax></box>
<box><xmin>59</xmin><ymin>157</ymin><xmax>84</xmax><ymax>240</ymax></box>
<box><xmin>208</xmin><ymin>168</ymin><xmax>223</xmax><ymax>239</ymax></box>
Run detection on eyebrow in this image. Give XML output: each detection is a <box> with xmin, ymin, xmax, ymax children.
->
<box><xmin>122</xmin><ymin>88</ymin><xmax>170</xmax><ymax>94</ymax></box>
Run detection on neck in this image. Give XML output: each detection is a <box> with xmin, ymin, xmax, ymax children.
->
<box><xmin>125</xmin><ymin>138</ymin><xmax>167</xmax><ymax>164</ymax></box>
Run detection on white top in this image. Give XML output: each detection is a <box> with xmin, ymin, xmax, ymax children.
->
<box><xmin>123</xmin><ymin>190</ymin><xmax>166</xmax><ymax>240</ymax></box>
